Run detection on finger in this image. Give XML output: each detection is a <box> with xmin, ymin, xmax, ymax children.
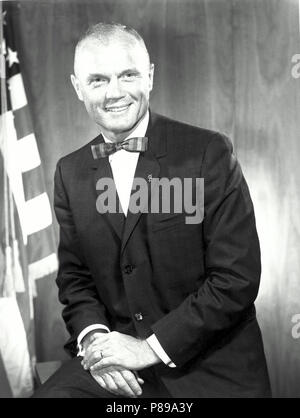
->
<box><xmin>92</xmin><ymin>372</ymin><xmax>119</xmax><ymax>396</ymax></box>
<box><xmin>133</xmin><ymin>371</ymin><xmax>144</xmax><ymax>385</ymax></box>
<box><xmin>102</xmin><ymin>373</ymin><xmax>120</xmax><ymax>395</ymax></box>
<box><xmin>83</xmin><ymin>339</ymin><xmax>101</xmax><ymax>359</ymax></box>
<box><xmin>98</xmin><ymin>376</ymin><xmax>106</xmax><ymax>388</ymax></box>
<box><xmin>109</xmin><ymin>371</ymin><xmax>137</xmax><ymax>398</ymax></box>
<box><xmin>90</xmin><ymin>356</ymin><xmax>118</xmax><ymax>372</ymax></box>
<box><xmin>82</xmin><ymin>347</ymin><xmax>102</xmax><ymax>370</ymax></box>
<box><xmin>82</xmin><ymin>344</ymin><xmax>97</xmax><ymax>366</ymax></box>
<box><xmin>83</xmin><ymin>344</ymin><xmax>108</xmax><ymax>370</ymax></box>
<box><xmin>121</xmin><ymin>370</ymin><xmax>143</xmax><ymax>396</ymax></box>
<box><xmin>85</xmin><ymin>338</ymin><xmax>110</xmax><ymax>359</ymax></box>
<box><xmin>92</xmin><ymin>374</ymin><xmax>107</xmax><ymax>390</ymax></box>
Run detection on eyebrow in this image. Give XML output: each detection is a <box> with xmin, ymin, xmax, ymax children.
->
<box><xmin>87</xmin><ymin>73</ymin><xmax>109</xmax><ymax>82</ymax></box>
<box><xmin>87</xmin><ymin>68</ymin><xmax>140</xmax><ymax>81</ymax></box>
<box><xmin>119</xmin><ymin>68</ymin><xmax>140</xmax><ymax>76</ymax></box>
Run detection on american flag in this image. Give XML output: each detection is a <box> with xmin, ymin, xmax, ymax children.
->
<box><xmin>0</xmin><ymin>5</ymin><xmax>58</xmax><ymax>397</ymax></box>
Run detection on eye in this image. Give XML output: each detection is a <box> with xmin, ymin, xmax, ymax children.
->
<box><xmin>90</xmin><ymin>77</ymin><xmax>107</xmax><ymax>86</ymax></box>
<box><xmin>121</xmin><ymin>72</ymin><xmax>137</xmax><ymax>81</ymax></box>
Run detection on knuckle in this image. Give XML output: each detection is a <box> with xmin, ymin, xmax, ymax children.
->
<box><xmin>130</xmin><ymin>381</ymin><xmax>139</xmax><ymax>390</ymax></box>
<box><xmin>118</xmin><ymin>381</ymin><xmax>127</xmax><ymax>389</ymax></box>
<box><xmin>122</xmin><ymin>370</ymin><xmax>133</xmax><ymax>379</ymax></box>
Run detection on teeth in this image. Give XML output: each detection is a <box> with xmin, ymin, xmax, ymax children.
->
<box><xmin>106</xmin><ymin>105</ymin><xmax>129</xmax><ymax>112</ymax></box>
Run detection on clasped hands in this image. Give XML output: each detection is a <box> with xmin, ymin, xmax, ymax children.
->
<box><xmin>81</xmin><ymin>331</ymin><xmax>160</xmax><ymax>398</ymax></box>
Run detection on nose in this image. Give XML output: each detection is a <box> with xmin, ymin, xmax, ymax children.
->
<box><xmin>105</xmin><ymin>77</ymin><xmax>125</xmax><ymax>100</ymax></box>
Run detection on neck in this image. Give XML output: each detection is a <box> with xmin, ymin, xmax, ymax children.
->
<box><xmin>100</xmin><ymin>110</ymin><xmax>149</xmax><ymax>143</ymax></box>
<box><xmin>101</xmin><ymin>130</ymin><xmax>134</xmax><ymax>143</ymax></box>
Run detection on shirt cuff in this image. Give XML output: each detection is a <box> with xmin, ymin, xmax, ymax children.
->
<box><xmin>147</xmin><ymin>334</ymin><xmax>176</xmax><ymax>368</ymax></box>
<box><xmin>77</xmin><ymin>324</ymin><xmax>110</xmax><ymax>357</ymax></box>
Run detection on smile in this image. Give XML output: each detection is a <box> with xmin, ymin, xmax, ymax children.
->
<box><xmin>105</xmin><ymin>104</ymin><xmax>131</xmax><ymax>113</ymax></box>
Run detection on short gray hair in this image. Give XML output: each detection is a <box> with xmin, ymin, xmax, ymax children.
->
<box><xmin>75</xmin><ymin>22</ymin><xmax>150</xmax><ymax>67</ymax></box>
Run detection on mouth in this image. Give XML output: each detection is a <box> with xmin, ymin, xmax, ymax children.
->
<box><xmin>105</xmin><ymin>104</ymin><xmax>131</xmax><ymax>113</ymax></box>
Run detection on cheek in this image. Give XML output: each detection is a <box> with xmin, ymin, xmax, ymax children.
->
<box><xmin>84</xmin><ymin>100</ymin><xmax>102</xmax><ymax>119</ymax></box>
<box><xmin>126</xmin><ymin>81</ymin><xmax>150</xmax><ymax>98</ymax></box>
<box><xmin>83</xmin><ymin>89</ymin><xmax>104</xmax><ymax>105</ymax></box>
<box><xmin>131</xmin><ymin>90</ymin><xmax>150</xmax><ymax>106</ymax></box>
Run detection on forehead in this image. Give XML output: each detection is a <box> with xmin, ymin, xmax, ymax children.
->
<box><xmin>75</xmin><ymin>37</ymin><xmax>148</xmax><ymax>77</ymax></box>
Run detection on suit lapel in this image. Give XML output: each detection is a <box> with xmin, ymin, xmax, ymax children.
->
<box><xmin>121</xmin><ymin>113</ymin><xmax>167</xmax><ymax>254</ymax></box>
<box><xmin>90</xmin><ymin>134</ymin><xmax>125</xmax><ymax>241</ymax></box>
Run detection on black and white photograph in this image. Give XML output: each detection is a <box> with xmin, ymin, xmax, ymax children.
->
<box><xmin>0</xmin><ymin>0</ymin><xmax>299</xmax><ymax>401</ymax></box>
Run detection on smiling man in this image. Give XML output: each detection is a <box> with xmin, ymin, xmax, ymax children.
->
<box><xmin>71</xmin><ymin>26</ymin><xmax>153</xmax><ymax>141</ymax></box>
<box><xmin>32</xmin><ymin>23</ymin><xmax>271</xmax><ymax>398</ymax></box>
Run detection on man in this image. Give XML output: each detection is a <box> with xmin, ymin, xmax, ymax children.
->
<box><xmin>33</xmin><ymin>22</ymin><xmax>271</xmax><ymax>398</ymax></box>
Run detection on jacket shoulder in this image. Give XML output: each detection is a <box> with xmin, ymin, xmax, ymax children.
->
<box><xmin>153</xmin><ymin>113</ymin><xmax>232</xmax><ymax>152</ymax></box>
<box><xmin>56</xmin><ymin>134</ymin><xmax>101</xmax><ymax>169</ymax></box>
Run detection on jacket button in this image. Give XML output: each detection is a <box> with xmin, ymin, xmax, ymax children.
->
<box><xmin>124</xmin><ymin>265</ymin><xmax>134</xmax><ymax>274</ymax></box>
<box><xmin>134</xmin><ymin>313</ymin><xmax>143</xmax><ymax>321</ymax></box>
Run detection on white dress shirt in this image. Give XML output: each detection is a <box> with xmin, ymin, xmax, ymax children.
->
<box><xmin>77</xmin><ymin>111</ymin><xmax>176</xmax><ymax>368</ymax></box>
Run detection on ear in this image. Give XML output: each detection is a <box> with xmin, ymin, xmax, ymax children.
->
<box><xmin>70</xmin><ymin>74</ymin><xmax>84</xmax><ymax>101</ymax></box>
<box><xmin>149</xmin><ymin>63</ymin><xmax>155</xmax><ymax>92</ymax></box>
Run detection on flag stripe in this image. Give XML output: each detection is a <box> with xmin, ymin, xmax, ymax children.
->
<box><xmin>24</xmin><ymin>193</ymin><xmax>53</xmax><ymax>236</ymax></box>
<box><xmin>0</xmin><ymin>82</ymin><xmax>12</xmax><ymax>113</ymax></box>
<box><xmin>18</xmin><ymin>133</ymin><xmax>41</xmax><ymax>173</ymax></box>
<box><xmin>27</xmin><ymin>226</ymin><xmax>57</xmax><ymax>264</ymax></box>
<box><xmin>7</xmin><ymin>73</ymin><xmax>27</xmax><ymax>111</ymax></box>
<box><xmin>22</xmin><ymin>166</ymin><xmax>44</xmax><ymax>201</ymax></box>
<box><xmin>28</xmin><ymin>253</ymin><xmax>58</xmax><ymax>281</ymax></box>
<box><xmin>13</xmin><ymin>106</ymin><xmax>33</xmax><ymax>140</ymax></box>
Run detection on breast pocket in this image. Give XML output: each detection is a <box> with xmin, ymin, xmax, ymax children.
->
<box><xmin>151</xmin><ymin>213</ymin><xmax>186</xmax><ymax>233</ymax></box>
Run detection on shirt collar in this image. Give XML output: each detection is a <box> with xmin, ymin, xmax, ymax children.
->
<box><xmin>102</xmin><ymin>110</ymin><xmax>149</xmax><ymax>144</ymax></box>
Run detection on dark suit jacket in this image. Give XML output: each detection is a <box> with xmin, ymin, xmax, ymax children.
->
<box><xmin>54</xmin><ymin>112</ymin><xmax>271</xmax><ymax>397</ymax></box>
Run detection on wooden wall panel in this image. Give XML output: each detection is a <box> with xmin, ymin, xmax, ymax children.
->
<box><xmin>233</xmin><ymin>0</ymin><xmax>300</xmax><ymax>397</ymax></box>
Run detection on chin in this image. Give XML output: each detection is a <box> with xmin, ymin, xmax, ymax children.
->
<box><xmin>107</xmin><ymin>121</ymin><xmax>133</xmax><ymax>132</ymax></box>
<box><xmin>106</xmin><ymin>118</ymin><xmax>139</xmax><ymax>133</ymax></box>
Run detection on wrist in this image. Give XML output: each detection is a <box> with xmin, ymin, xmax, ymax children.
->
<box><xmin>140</xmin><ymin>339</ymin><xmax>161</xmax><ymax>367</ymax></box>
<box><xmin>82</xmin><ymin>329</ymin><xmax>108</xmax><ymax>350</ymax></box>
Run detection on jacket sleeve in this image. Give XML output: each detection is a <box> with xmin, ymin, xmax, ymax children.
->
<box><xmin>54</xmin><ymin>160</ymin><xmax>110</xmax><ymax>356</ymax></box>
<box><xmin>151</xmin><ymin>133</ymin><xmax>261</xmax><ymax>367</ymax></box>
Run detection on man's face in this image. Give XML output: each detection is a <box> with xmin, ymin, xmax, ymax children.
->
<box><xmin>71</xmin><ymin>37</ymin><xmax>154</xmax><ymax>141</ymax></box>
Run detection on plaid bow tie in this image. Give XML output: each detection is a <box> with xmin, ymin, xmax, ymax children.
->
<box><xmin>91</xmin><ymin>137</ymin><xmax>148</xmax><ymax>159</ymax></box>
